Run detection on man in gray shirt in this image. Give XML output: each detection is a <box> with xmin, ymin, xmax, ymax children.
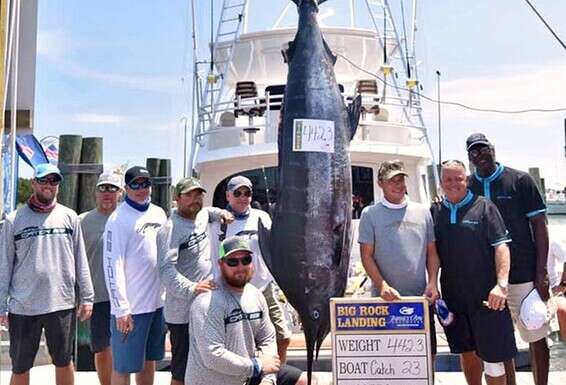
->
<box><xmin>79</xmin><ymin>171</ymin><xmax>123</xmax><ymax>385</ymax></box>
<box><xmin>186</xmin><ymin>236</ymin><xmax>306</xmax><ymax>385</ymax></box>
<box><xmin>0</xmin><ymin>163</ymin><xmax>94</xmax><ymax>385</ymax></box>
<box><xmin>358</xmin><ymin>160</ymin><xmax>440</xmax><ymax>357</ymax></box>
<box><xmin>157</xmin><ymin>177</ymin><xmax>233</xmax><ymax>385</ymax></box>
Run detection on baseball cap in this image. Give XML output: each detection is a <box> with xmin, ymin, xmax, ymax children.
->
<box><xmin>96</xmin><ymin>172</ymin><xmax>123</xmax><ymax>188</ymax></box>
<box><xmin>466</xmin><ymin>133</ymin><xmax>492</xmax><ymax>151</ymax></box>
<box><xmin>227</xmin><ymin>175</ymin><xmax>252</xmax><ymax>192</ymax></box>
<box><xmin>34</xmin><ymin>163</ymin><xmax>63</xmax><ymax>180</ymax></box>
<box><xmin>219</xmin><ymin>236</ymin><xmax>253</xmax><ymax>259</ymax></box>
<box><xmin>519</xmin><ymin>289</ymin><xmax>550</xmax><ymax>331</ymax></box>
<box><xmin>378</xmin><ymin>160</ymin><xmax>408</xmax><ymax>181</ymax></box>
<box><xmin>175</xmin><ymin>177</ymin><xmax>206</xmax><ymax>195</ymax></box>
<box><xmin>124</xmin><ymin>166</ymin><xmax>151</xmax><ymax>185</ymax></box>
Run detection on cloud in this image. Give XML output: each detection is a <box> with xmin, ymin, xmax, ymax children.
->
<box><xmin>73</xmin><ymin>113</ymin><xmax>133</xmax><ymax>124</ymax></box>
<box><xmin>37</xmin><ymin>29</ymin><xmax>180</xmax><ymax>94</ymax></box>
<box><xmin>430</xmin><ymin>64</ymin><xmax>566</xmax><ymax>129</ymax></box>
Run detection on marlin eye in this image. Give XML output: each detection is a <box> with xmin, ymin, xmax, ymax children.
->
<box><xmin>311</xmin><ymin>309</ymin><xmax>320</xmax><ymax>320</ymax></box>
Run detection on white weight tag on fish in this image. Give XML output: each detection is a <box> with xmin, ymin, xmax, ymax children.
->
<box><xmin>292</xmin><ymin>119</ymin><xmax>335</xmax><ymax>153</ymax></box>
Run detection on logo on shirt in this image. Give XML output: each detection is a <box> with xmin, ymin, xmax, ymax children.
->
<box><xmin>179</xmin><ymin>231</ymin><xmax>207</xmax><ymax>251</ymax></box>
<box><xmin>224</xmin><ymin>308</ymin><xmax>263</xmax><ymax>325</ymax></box>
<box><xmin>14</xmin><ymin>226</ymin><xmax>73</xmax><ymax>241</ymax></box>
<box><xmin>496</xmin><ymin>195</ymin><xmax>512</xmax><ymax>200</ymax></box>
<box><xmin>106</xmin><ymin>230</ymin><xmax>112</xmax><ymax>252</ymax></box>
<box><xmin>461</xmin><ymin>219</ymin><xmax>479</xmax><ymax>226</ymax></box>
<box><xmin>136</xmin><ymin>222</ymin><xmax>162</xmax><ymax>235</ymax></box>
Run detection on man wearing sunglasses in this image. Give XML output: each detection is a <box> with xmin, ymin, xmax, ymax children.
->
<box><xmin>79</xmin><ymin>171</ymin><xmax>123</xmax><ymax>385</ymax></box>
<box><xmin>0</xmin><ymin>163</ymin><xmax>94</xmax><ymax>385</ymax></box>
<box><xmin>157</xmin><ymin>177</ymin><xmax>233</xmax><ymax>385</ymax></box>
<box><xmin>466</xmin><ymin>133</ymin><xmax>551</xmax><ymax>385</ymax></box>
<box><xmin>103</xmin><ymin>166</ymin><xmax>167</xmax><ymax>385</ymax></box>
<box><xmin>186</xmin><ymin>236</ymin><xmax>307</xmax><ymax>385</ymax></box>
<box><xmin>210</xmin><ymin>175</ymin><xmax>292</xmax><ymax>363</ymax></box>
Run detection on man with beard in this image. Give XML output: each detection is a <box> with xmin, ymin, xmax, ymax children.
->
<box><xmin>466</xmin><ymin>133</ymin><xmax>550</xmax><ymax>385</ymax></box>
<box><xmin>186</xmin><ymin>236</ymin><xmax>307</xmax><ymax>385</ymax></box>
<box><xmin>103</xmin><ymin>166</ymin><xmax>167</xmax><ymax>385</ymax></box>
<box><xmin>210</xmin><ymin>175</ymin><xmax>292</xmax><ymax>362</ymax></box>
<box><xmin>80</xmin><ymin>172</ymin><xmax>123</xmax><ymax>385</ymax></box>
<box><xmin>0</xmin><ymin>163</ymin><xmax>94</xmax><ymax>385</ymax></box>
<box><xmin>432</xmin><ymin>160</ymin><xmax>516</xmax><ymax>385</ymax></box>
<box><xmin>157</xmin><ymin>177</ymin><xmax>233</xmax><ymax>385</ymax></box>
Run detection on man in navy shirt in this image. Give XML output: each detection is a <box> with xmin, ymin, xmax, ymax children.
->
<box><xmin>432</xmin><ymin>160</ymin><xmax>516</xmax><ymax>385</ymax></box>
<box><xmin>467</xmin><ymin>133</ymin><xmax>550</xmax><ymax>385</ymax></box>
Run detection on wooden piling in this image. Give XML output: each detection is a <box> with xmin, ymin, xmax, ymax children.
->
<box><xmin>146</xmin><ymin>157</ymin><xmax>160</xmax><ymax>206</ymax></box>
<box><xmin>78</xmin><ymin>137</ymin><xmax>103</xmax><ymax>214</ymax></box>
<box><xmin>158</xmin><ymin>158</ymin><xmax>171</xmax><ymax>216</ymax></box>
<box><xmin>57</xmin><ymin>135</ymin><xmax>83</xmax><ymax>211</ymax></box>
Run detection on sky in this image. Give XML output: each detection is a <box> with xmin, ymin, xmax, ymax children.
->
<box><xmin>31</xmin><ymin>0</ymin><xmax>566</xmax><ymax>187</ymax></box>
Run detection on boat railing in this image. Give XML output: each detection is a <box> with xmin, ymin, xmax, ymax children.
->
<box><xmin>196</xmin><ymin>90</ymin><xmax>425</xmax><ymax>151</ymax></box>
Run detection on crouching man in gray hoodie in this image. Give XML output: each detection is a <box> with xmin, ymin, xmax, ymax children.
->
<box><xmin>186</xmin><ymin>236</ymin><xmax>307</xmax><ymax>385</ymax></box>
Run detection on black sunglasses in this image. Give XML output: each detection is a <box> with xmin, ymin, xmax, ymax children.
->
<box><xmin>36</xmin><ymin>177</ymin><xmax>60</xmax><ymax>186</ymax></box>
<box><xmin>233</xmin><ymin>189</ymin><xmax>251</xmax><ymax>198</ymax></box>
<box><xmin>468</xmin><ymin>146</ymin><xmax>491</xmax><ymax>158</ymax></box>
<box><xmin>223</xmin><ymin>255</ymin><xmax>253</xmax><ymax>267</ymax></box>
<box><xmin>97</xmin><ymin>184</ymin><xmax>120</xmax><ymax>193</ymax></box>
<box><xmin>128</xmin><ymin>179</ymin><xmax>152</xmax><ymax>190</ymax></box>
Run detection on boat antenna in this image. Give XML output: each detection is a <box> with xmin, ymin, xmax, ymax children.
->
<box><xmin>400</xmin><ymin>0</ymin><xmax>411</xmax><ymax>78</ymax></box>
<box><xmin>382</xmin><ymin>8</ymin><xmax>387</xmax><ymax>64</ymax></box>
<box><xmin>210</xmin><ymin>0</ymin><xmax>214</xmax><ymax>73</ymax></box>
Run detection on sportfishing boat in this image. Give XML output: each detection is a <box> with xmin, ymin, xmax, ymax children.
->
<box><xmin>187</xmin><ymin>0</ymin><xmax>438</xmax><ymax>267</ymax></box>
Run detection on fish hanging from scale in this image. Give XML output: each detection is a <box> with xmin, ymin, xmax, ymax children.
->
<box><xmin>258</xmin><ymin>0</ymin><xmax>362</xmax><ymax>383</ymax></box>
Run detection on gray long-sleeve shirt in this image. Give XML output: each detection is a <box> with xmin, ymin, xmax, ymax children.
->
<box><xmin>157</xmin><ymin>207</ymin><xmax>222</xmax><ymax>324</ymax></box>
<box><xmin>186</xmin><ymin>281</ymin><xmax>277</xmax><ymax>385</ymax></box>
<box><xmin>0</xmin><ymin>204</ymin><xmax>94</xmax><ymax>315</ymax></box>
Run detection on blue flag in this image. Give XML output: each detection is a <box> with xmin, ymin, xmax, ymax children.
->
<box><xmin>16</xmin><ymin>134</ymin><xmax>49</xmax><ymax>168</ymax></box>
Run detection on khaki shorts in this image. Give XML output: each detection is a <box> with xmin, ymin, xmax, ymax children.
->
<box><xmin>507</xmin><ymin>281</ymin><xmax>551</xmax><ymax>343</ymax></box>
<box><xmin>262</xmin><ymin>282</ymin><xmax>292</xmax><ymax>341</ymax></box>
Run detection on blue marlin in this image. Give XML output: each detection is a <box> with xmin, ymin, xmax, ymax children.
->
<box><xmin>258</xmin><ymin>0</ymin><xmax>361</xmax><ymax>382</ymax></box>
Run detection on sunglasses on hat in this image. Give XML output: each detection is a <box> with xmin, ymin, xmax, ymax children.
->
<box><xmin>128</xmin><ymin>179</ymin><xmax>152</xmax><ymax>190</ymax></box>
<box><xmin>223</xmin><ymin>255</ymin><xmax>253</xmax><ymax>267</ymax></box>
<box><xmin>97</xmin><ymin>184</ymin><xmax>120</xmax><ymax>193</ymax></box>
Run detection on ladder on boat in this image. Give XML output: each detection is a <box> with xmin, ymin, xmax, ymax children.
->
<box><xmin>365</xmin><ymin>0</ymin><xmax>422</xmax><ymax>126</ymax></box>
<box><xmin>199</xmin><ymin>0</ymin><xmax>249</xmax><ymax>131</ymax></box>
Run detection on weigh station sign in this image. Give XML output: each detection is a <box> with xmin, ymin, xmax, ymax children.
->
<box><xmin>330</xmin><ymin>297</ymin><xmax>433</xmax><ymax>385</ymax></box>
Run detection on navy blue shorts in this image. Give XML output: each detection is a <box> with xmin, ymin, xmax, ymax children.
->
<box><xmin>442</xmin><ymin>306</ymin><xmax>517</xmax><ymax>362</ymax></box>
<box><xmin>110</xmin><ymin>308</ymin><xmax>166</xmax><ymax>373</ymax></box>
<box><xmin>8</xmin><ymin>309</ymin><xmax>75</xmax><ymax>373</ymax></box>
<box><xmin>90</xmin><ymin>301</ymin><xmax>111</xmax><ymax>353</ymax></box>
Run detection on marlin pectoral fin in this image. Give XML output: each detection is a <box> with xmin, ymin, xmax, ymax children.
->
<box><xmin>347</xmin><ymin>95</ymin><xmax>362</xmax><ymax>140</ymax></box>
<box><xmin>291</xmin><ymin>0</ymin><xmax>300</xmax><ymax>6</ymax></box>
<box><xmin>285</xmin><ymin>40</ymin><xmax>296</xmax><ymax>64</ymax></box>
<box><xmin>257</xmin><ymin>218</ymin><xmax>274</xmax><ymax>273</ymax></box>
<box><xmin>322</xmin><ymin>38</ymin><xmax>337</xmax><ymax>66</ymax></box>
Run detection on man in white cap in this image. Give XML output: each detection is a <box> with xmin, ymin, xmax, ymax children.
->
<box><xmin>0</xmin><ymin>163</ymin><xmax>94</xmax><ymax>385</ymax></box>
<box><xmin>210</xmin><ymin>175</ymin><xmax>292</xmax><ymax>362</ymax></box>
<box><xmin>80</xmin><ymin>171</ymin><xmax>123</xmax><ymax>385</ymax></box>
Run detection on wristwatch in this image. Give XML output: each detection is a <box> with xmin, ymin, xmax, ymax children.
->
<box><xmin>497</xmin><ymin>279</ymin><xmax>509</xmax><ymax>290</ymax></box>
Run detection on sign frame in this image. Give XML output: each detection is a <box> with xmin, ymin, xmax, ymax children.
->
<box><xmin>330</xmin><ymin>296</ymin><xmax>433</xmax><ymax>385</ymax></box>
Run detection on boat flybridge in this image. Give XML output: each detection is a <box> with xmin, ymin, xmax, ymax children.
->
<box><xmin>187</xmin><ymin>0</ymin><xmax>438</xmax><ymax>218</ymax></box>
